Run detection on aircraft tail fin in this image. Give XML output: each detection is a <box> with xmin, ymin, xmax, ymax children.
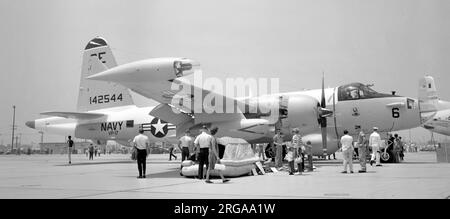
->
<box><xmin>418</xmin><ymin>75</ymin><xmax>438</xmax><ymax>123</ymax></box>
<box><xmin>77</xmin><ymin>37</ymin><xmax>134</xmax><ymax>112</ymax></box>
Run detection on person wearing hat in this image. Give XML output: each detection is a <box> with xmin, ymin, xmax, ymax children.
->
<box><xmin>194</xmin><ymin>125</ymin><xmax>213</xmax><ymax>179</ymax></box>
<box><xmin>369</xmin><ymin>127</ymin><xmax>382</xmax><ymax>166</ymax></box>
<box><xmin>178</xmin><ymin>129</ymin><xmax>194</xmax><ymax>162</ymax></box>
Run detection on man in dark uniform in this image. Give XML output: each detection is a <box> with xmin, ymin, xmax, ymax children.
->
<box><xmin>67</xmin><ymin>136</ymin><xmax>74</xmax><ymax>164</ymax></box>
<box><xmin>169</xmin><ymin>144</ymin><xmax>177</xmax><ymax>161</ymax></box>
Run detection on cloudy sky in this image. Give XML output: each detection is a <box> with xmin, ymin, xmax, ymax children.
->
<box><xmin>1</xmin><ymin>0</ymin><xmax>450</xmax><ymax>145</ymax></box>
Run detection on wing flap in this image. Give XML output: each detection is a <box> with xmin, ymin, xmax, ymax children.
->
<box><xmin>149</xmin><ymin>103</ymin><xmax>193</xmax><ymax>126</ymax></box>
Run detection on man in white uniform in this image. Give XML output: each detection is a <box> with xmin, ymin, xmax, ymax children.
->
<box><xmin>178</xmin><ymin>130</ymin><xmax>194</xmax><ymax>162</ymax></box>
<box><xmin>133</xmin><ymin>129</ymin><xmax>149</xmax><ymax>178</ymax></box>
<box><xmin>340</xmin><ymin>130</ymin><xmax>354</xmax><ymax>173</ymax></box>
<box><xmin>369</xmin><ymin>127</ymin><xmax>382</xmax><ymax>167</ymax></box>
<box><xmin>194</xmin><ymin>126</ymin><xmax>213</xmax><ymax>179</ymax></box>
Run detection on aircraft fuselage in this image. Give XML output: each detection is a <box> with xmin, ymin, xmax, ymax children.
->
<box><xmin>30</xmin><ymin>106</ymin><xmax>176</xmax><ymax>146</ymax></box>
<box><xmin>188</xmin><ymin>84</ymin><xmax>422</xmax><ymax>155</ymax></box>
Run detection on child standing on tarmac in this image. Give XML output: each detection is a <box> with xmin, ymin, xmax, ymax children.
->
<box><xmin>291</xmin><ymin>128</ymin><xmax>304</xmax><ymax>174</ymax></box>
<box><xmin>285</xmin><ymin>145</ymin><xmax>296</xmax><ymax>175</ymax></box>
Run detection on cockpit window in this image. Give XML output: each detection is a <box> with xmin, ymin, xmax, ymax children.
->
<box><xmin>338</xmin><ymin>83</ymin><xmax>397</xmax><ymax>101</ymax></box>
<box><xmin>344</xmin><ymin>86</ymin><xmax>360</xmax><ymax>99</ymax></box>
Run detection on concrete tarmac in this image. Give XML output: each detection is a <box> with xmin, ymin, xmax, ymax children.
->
<box><xmin>0</xmin><ymin>151</ymin><xmax>449</xmax><ymax>199</ymax></box>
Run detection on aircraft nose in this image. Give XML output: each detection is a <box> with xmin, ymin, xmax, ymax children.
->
<box><xmin>25</xmin><ymin>121</ymin><xmax>35</xmax><ymax>129</ymax></box>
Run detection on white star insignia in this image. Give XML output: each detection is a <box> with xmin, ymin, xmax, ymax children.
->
<box><xmin>152</xmin><ymin>119</ymin><xmax>166</xmax><ymax>135</ymax></box>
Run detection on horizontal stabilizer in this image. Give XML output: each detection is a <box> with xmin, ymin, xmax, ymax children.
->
<box><xmin>40</xmin><ymin>111</ymin><xmax>106</xmax><ymax>120</ymax></box>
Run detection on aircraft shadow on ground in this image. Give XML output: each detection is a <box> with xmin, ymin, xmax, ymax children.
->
<box><xmin>146</xmin><ymin>167</ymin><xmax>253</xmax><ymax>179</ymax></box>
<box><xmin>145</xmin><ymin>169</ymin><xmax>183</xmax><ymax>179</ymax></box>
<box><xmin>55</xmin><ymin>161</ymin><xmax>184</xmax><ymax>166</ymax></box>
<box><xmin>146</xmin><ymin>161</ymin><xmax>185</xmax><ymax>165</ymax></box>
<box><xmin>399</xmin><ymin>161</ymin><xmax>437</xmax><ymax>164</ymax></box>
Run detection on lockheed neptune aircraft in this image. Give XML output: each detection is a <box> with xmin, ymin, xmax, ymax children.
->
<box><xmin>419</xmin><ymin>76</ymin><xmax>450</xmax><ymax>136</ymax></box>
<box><xmin>25</xmin><ymin>37</ymin><xmax>177</xmax><ymax>147</ymax></box>
<box><xmin>87</xmin><ymin>37</ymin><xmax>438</xmax><ymax>156</ymax></box>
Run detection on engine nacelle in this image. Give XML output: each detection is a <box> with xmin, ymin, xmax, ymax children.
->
<box><xmin>241</xmin><ymin>94</ymin><xmax>320</xmax><ymax>133</ymax></box>
<box><xmin>242</xmin><ymin>95</ymin><xmax>281</xmax><ymax>124</ymax></box>
<box><xmin>286</xmin><ymin>94</ymin><xmax>320</xmax><ymax>133</ymax></box>
<box><xmin>302</xmin><ymin>133</ymin><xmax>339</xmax><ymax>156</ymax></box>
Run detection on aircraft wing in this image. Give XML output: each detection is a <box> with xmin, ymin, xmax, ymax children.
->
<box><xmin>128</xmin><ymin>76</ymin><xmax>247</xmax><ymax>125</ymax></box>
<box><xmin>40</xmin><ymin>111</ymin><xmax>106</xmax><ymax>120</ymax></box>
<box><xmin>87</xmin><ymin>58</ymin><xmax>252</xmax><ymax>125</ymax></box>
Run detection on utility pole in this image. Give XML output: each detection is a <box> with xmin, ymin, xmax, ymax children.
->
<box><xmin>15</xmin><ymin>135</ymin><xmax>19</xmax><ymax>155</ymax></box>
<box><xmin>11</xmin><ymin>105</ymin><xmax>16</xmax><ymax>151</ymax></box>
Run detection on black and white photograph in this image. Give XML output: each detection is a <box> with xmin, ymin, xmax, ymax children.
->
<box><xmin>0</xmin><ymin>0</ymin><xmax>449</xmax><ymax>209</ymax></box>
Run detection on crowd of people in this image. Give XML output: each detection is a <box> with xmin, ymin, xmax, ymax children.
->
<box><xmin>84</xmin><ymin>143</ymin><xmax>102</xmax><ymax>160</ymax></box>
<box><xmin>254</xmin><ymin>128</ymin><xmax>315</xmax><ymax>175</ymax></box>
<box><xmin>341</xmin><ymin>127</ymin><xmax>408</xmax><ymax>173</ymax></box>
<box><xmin>172</xmin><ymin>126</ymin><xmax>230</xmax><ymax>183</ymax></box>
<box><xmin>68</xmin><ymin>124</ymin><xmax>409</xmax><ymax>178</ymax></box>
<box><xmin>127</xmin><ymin>126</ymin><xmax>230</xmax><ymax>182</ymax></box>
<box><xmin>253</xmin><ymin>126</ymin><xmax>408</xmax><ymax>175</ymax></box>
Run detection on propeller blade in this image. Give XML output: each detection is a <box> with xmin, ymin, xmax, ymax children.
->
<box><xmin>320</xmin><ymin>73</ymin><xmax>328</xmax><ymax>156</ymax></box>
<box><xmin>321</xmin><ymin>72</ymin><xmax>326</xmax><ymax>108</ymax></box>
<box><xmin>321</xmin><ymin>126</ymin><xmax>328</xmax><ymax>156</ymax></box>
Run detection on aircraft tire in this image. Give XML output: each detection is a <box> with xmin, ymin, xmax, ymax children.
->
<box><xmin>380</xmin><ymin>151</ymin><xmax>393</xmax><ymax>163</ymax></box>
